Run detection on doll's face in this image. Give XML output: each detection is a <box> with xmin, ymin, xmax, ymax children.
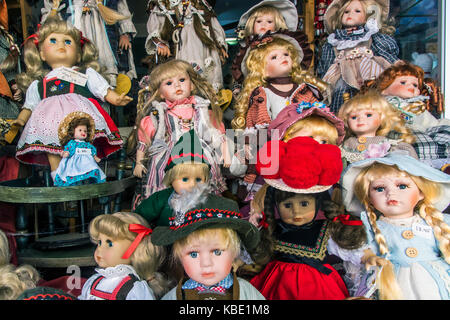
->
<box><xmin>264</xmin><ymin>47</ymin><xmax>293</xmax><ymax>78</ymax></box>
<box><xmin>40</xmin><ymin>32</ymin><xmax>80</xmax><ymax>69</ymax></box>
<box><xmin>159</xmin><ymin>72</ymin><xmax>192</xmax><ymax>102</ymax></box>
<box><xmin>94</xmin><ymin>233</ymin><xmax>132</xmax><ymax>268</ymax></box>
<box><xmin>179</xmin><ymin>235</ymin><xmax>235</xmax><ymax>287</ymax></box>
<box><xmin>347</xmin><ymin>109</ymin><xmax>381</xmax><ymax>137</ymax></box>
<box><xmin>172</xmin><ymin>171</ymin><xmax>207</xmax><ymax>194</ymax></box>
<box><xmin>288</xmin><ymin>127</ymin><xmax>331</xmax><ymax>144</ymax></box>
<box><xmin>342</xmin><ymin>0</ymin><xmax>366</xmax><ymax>27</ymax></box>
<box><xmin>253</xmin><ymin>14</ymin><xmax>276</xmax><ymax>35</ymax></box>
<box><xmin>381</xmin><ymin>76</ymin><xmax>420</xmax><ymax>99</ymax></box>
<box><xmin>369</xmin><ymin>174</ymin><xmax>424</xmax><ymax>219</ymax></box>
<box><xmin>278</xmin><ymin>194</ymin><xmax>316</xmax><ymax>226</ymax></box>
<box><xmin>73</xmin><ymin>124</ymin><xmax>88</xmax><ymax>140</ymax></box>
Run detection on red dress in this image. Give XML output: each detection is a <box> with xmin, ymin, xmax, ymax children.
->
<box><xmin>250</xmin><ymin>220</ymin><xmax>349</xmax><ymax>300</ymax></box>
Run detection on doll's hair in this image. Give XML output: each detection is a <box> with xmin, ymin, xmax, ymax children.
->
<box><xmin>244</xmin><ymin>5</ymin><xmax>288</xmax><ymax>37</ymax></box>
<box><xmin>172</xmin><ymin>228</ymin><xmax>242</xmax><ymax>270</ymax></box>
<box><xmin>59</xmin><ymin>116</ymin><xmax>95</xmax><ymax>146</ymax></box>
<box><xmin>162</xmin><ymin>162</ymin><xmax>210</xmax><ymax>188</ymax></box>
<box><xmin>0</xmin><ymin>229</ymin><xmax>9</xmax><ymax>266</ymax></box>
<box><xmin>89</xmin><ymin>212</ymin><xmax>169</xmax><ymax>298</ymax></box>
<box><xmin>16</xmin><ymin>16</ymin><xmax>102</xmax><ymax>92</ymax></box>
<box><xmin>129</xmin><ymin>59</ymin><xmax>222</xmax><ymax>153</ymax></box>
<box><xmin>354</xmin><ymin>162</ymin><xmax>450</xmax><ymax>299</ymax></box>
<box><xmin>0</xmin><ymin>25</ymin><xmax>19</xmax><ymax>74</ymax></box>
<box><xmin>232</xmin><ymin>37</ymin><xmax>309</xmax><ymax>129</ymax></box>
<box><xmin>338</xmin><ymin>90</ymin><xmax>415</xmax><ymax>144</ymax></box>
<box><xmin>283</xmin><ymin>115</ymin><xmax>339</xmax><ymax>144</ymax></box>
<box><xmin>333</xmin><ymin>0</ymin><xmax>395</xmax><ymax>35</ymax></box>
<box><xmin>0</xmin><ymin>264</ymin><xmax>40</xmax><ymax>300</ymax></box>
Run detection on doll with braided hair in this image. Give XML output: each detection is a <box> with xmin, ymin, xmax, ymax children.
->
<box><xmin>341</xmin><ymin>153</ymin><xmax>450</xmax><ymax>300</ymax></box>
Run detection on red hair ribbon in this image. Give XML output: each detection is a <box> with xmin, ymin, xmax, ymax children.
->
<box><xmin>258</xmin><ymin>211</ymin><xmax>269</xmax><ymax>229</ymax></box>
<box><xmin>121</xmin><ymin>224</ymin><xmax>153</xmax><ymax>259</ymax></box>
<box><xmin>23</xmin><ymin>33</ymin><xmax>39</xmax><ymax>47</ymax></box>
<box><xmin>79</xmin><ymin>31</ymin><xmax>90</xmax><ymax>48</ymax></box>
<box><xmin>333</xmin><ymin>214</ymin><xmax>363</xmax><ymax>226</ymax></box>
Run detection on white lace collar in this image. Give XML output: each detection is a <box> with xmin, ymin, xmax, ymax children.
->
<box><xmin>379</xmin><ymin>213</ymin><xmax>422</xmax><ymax>227</ymax></box>
<box><xmin>95</xmin><ymin>264</ymin><xmax>139</xmax><ymax>279</ymax></box>
<box><xmin>328</xmin><ymin>18</ymin><xmax>379</xmax><ymax>50</ymax></box>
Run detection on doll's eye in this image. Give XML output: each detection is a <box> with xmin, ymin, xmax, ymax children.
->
<box><xmin>373</xmin><ymin>186</ymin><xmax>385</xmax><ymax>192</ymax></box>
<box><xmin>189</xmin><ymin>252</ymin><xmax>198</xmax><ymax>258</ymax></box>
<box><xmin>106</xmin><ymin>240</ymin><xmax>113</xmax><ymax>247</ymax></box>
<box><xmin>413</xmin><ymin>84</ymin><xmax>418</xmax><ymax>88</ymax></box>
<box><xmin>300</xmin><ymin>201</ymin><xmax>309</xmax><ymax>207</ymax></box>
<box><xmin>398</xmin><ymin>184</ymin><xmax>408</xmax><ymax>190</ymax></box>
<box><xmin>366</xmin><ymin>113</ymin><xmax>372</xmax><ymax>117</ymax></box>
<box><xmin>271</xmin><ymin>55</ymin><xmax>277</xmax><ymax>60</ymax></box>
<box><xmin>283</xmin><ymin>202</ymin><xmax>292</xmax><ymax>209</ymax></box>
<box><xmin>213</xmin><ymin>249</ymin><xmax>222</xmax><ymax>256</ymax></box>
<box><xmin>165</xmin><ymin>81</ymin><xmax>172</xmax><ymax>86</ymax></box>
<box><xmin>49</xmin><ymin>38</ymin><xmax>57</xmax><ymax>44</ymax></box>
<box><xmin>182</xmin><ymin>177</ymin><xmax>189</xmax><ymax>182</ymax></box>
<box><xmin>195</xmin><ymin>177</ymin><xmax>203</xmax><ymax>182</ymax></box>
<box><xmin>350</xmin><ymin>115</ymin><xmax>357</xmax><ymax>120</ymax></box>
<box><xmin>97</xmin><ymin>240</ymin><xmax>102</xmax><ymax>246</ymax></box>
<box><xmin>179</xmin><ymin>78</ymin><xmax>185</xmax><ymax>82</ymax></box>
<box><xmin>65</xmin><ymin>39</ymin><xmax>72</xmax><ymax>45</ymax></box>
<box><xmin>321</xmin><ymin>140</ymin><xmax>328</xmax><ymax>144</ymax></box>
<box><xmin>400</xmin><ymin>81</ymin><xmax>406</xmax><ymax>85</ymax></box>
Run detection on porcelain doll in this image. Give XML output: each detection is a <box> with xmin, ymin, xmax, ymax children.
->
<box><xmin>144</xmin><ymin>0</ymin><xmax>227</xmax><ymax>91</ymax></box>
<box><xmin>372</xmin><ymin>62</ymin><xmax>450</xmax><ymax>170</ymax></box>
<box><xmin>341</xmin><ymin>153</ymin><xmax>450</xmax><ymax>300</ymax></box>
<box><xmin>246</xmin><ymin>136</ymin><xmax>354</xmax><ymax>300</ymax></box>
<box><xmin>231</xmin><ymin>0</ymin><xmax>314</xmax><ymax>96</ymax></box>
<box><xmin>337</xmin><ymin>90</ymin><xmax>418</xmax><ymax>165</ymax></box>
<box><xmin>41</xmin><ymin>0</ymin><xmax>137</xmax><ymax>87</ymax></box>
<box><xmin>151</xmin><ymin>189</ymin><xmax>265</xmax><ymax>300</ymax></box>
<box><xmin>13</xmin><ymin>17</ymin><xmax>131</xmax><ymax>180</ymax></box>
<box><xmin>54</xmin><ymin>112</ymin><xmax>106</xmax><ymax>186</ymax></box>
<box><xmin>79</xmin><ymin>212</ymin><xmax>168</xmax><ymax>300</ymax></box>
<box><xmin>134</xmin><ymin>129</ymin><xmax>213</xmax><ymax>227</ymax></box>
<box><xmin>128</xmin><ymin>59</ymin><xmax>227</xmax><ymax>209</ymax></box>
<box><xmin>316</xmin><ymin>0</ymin><xmax>400</xmax><ymax>112</ymax></box>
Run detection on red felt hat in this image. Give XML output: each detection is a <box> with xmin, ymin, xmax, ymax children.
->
<box><xmin>256</xmin><ymin>136</ymin><xmax>343</xmax><ymax>193</ymax></box>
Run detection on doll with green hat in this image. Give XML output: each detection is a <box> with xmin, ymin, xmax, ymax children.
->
<box><xmin>135</xmin><ymin>129</ymin><xmax>214</xmax><ymax>227</ymax></box>
<box><xmin>151</xmin><ymin>189</ymin><xmax>265</xmax><ymax>300</ymax></box>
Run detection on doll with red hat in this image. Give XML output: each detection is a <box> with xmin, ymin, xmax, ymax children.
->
<box><xmin>247</xmin><ymin>136</ymin><xmax>363</xmax><ymax>300</ymax></box>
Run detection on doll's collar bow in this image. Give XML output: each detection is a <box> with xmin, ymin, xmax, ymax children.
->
<box><xmin>165</xmin><ymin>96</ymin><xmax>196</xmax><ymax>109</ymax></box>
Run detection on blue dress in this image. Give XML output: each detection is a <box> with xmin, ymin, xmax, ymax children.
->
<box><xmin>54</xmin><ymin>139</ymin><xmax>106</xmax><ymax>186</ymax></box>
<box><xmin>361</xmin><ymin>211</ymin><xmax>450</xmax><ymax>300</ymax></box>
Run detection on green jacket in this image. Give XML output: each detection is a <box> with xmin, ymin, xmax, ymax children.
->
<box><xmin>135</xmin><ymin>187</ymin><xmax>175</xmax><ymax>227</ymax></box>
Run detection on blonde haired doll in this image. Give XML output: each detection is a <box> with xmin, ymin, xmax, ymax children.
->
<box><xmin>338</xmin><ymin>90</ymin><xmax>417</xmax><ymax>164</ymax></box>
<box><xmin>13</xmin><ymin>17</ymin><xmax>131</xmax><ymax>180</ymax></box>
<box><xmin>79</xmin><ymin>212</ymin><xmax>168</xmax><ymax>300</ymax></box>
<box><xmin>341</xmin><ymin>153</ymin><xmax>450</xmax><ymax>299</ymax></box>
<box><xmin>129</xmin><ymin>59</ymin><xmax>226</xmax><ymax>209</ymax></box>
<box><xmin>317</xmin><ymin>0</ymin><xmax>400</xmax><ymax>112</ymax></box>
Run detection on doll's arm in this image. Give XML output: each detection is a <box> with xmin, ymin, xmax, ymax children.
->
<box><xmin>41</xmin><ymin>0</ymin><xmax>64</xmax><ymax>23</ymax></box>
<box><xmin>133</xmin><ymin>149</ymin><xmax>147</xmax><ymax>178</ymax></box>
<box><xmin>371</xmin><ymin>33</ymin><xmax>400</xmax><ymax>64</ymax></box>
<box><xmin>105</xmin><ymin>89</ymin><xmax>133</xmax><ymax>106</ymax></box>
<box><xmin>144</xmin><ymin>6</ymin><xmax>170</xmax><ymax>56</ymax></box>
<box><xmin>12</xmin><ymin>109</ymin><xmax>31</xmax><ymax>127</ymax></box>
<box><xmin>210</xmin><ymin>15</ymin><xmax>228</xmax><ymax>63</ymax></box>
<box><xmin>117</xmin><ymin>0</ymin><xmax>136</xmax><ymax>51</ymax></box>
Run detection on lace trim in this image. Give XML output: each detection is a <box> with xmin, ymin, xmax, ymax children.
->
<box><xmin>328</xmin><ymin>18</ymin><xmax>379</xmax><ymax>50</ymax></box>
<box><xmin>379</xmin><ymin>214</ymin><xmax>421</xmax><ymax>227</ymax></box>
<box><xmin>95</xmin><ymin>264</ymin><xmax>139</xmax><ymax>279</ymax></box>
<box><xmin>274</xmin><ymin>221</ymin><xmax>330</xmax><ymax>260</ymax></box>
<box><xmin>429</xmin><ymin>260</ymin><xmax>450</xmax><ymax>297</ymax></box>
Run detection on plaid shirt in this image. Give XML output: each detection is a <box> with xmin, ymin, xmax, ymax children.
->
<box><xmin>182</xmin><ymin>273</ymin><xmax>233</xmax><ymax>293</ymax></box>
<box><xmin>316</xmin><ymin>26</ymin><xmax>399</xmax><ymax>112</ymax></box>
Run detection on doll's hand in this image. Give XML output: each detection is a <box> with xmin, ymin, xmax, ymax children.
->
<box><xmin>249</xmin><ymin>211</ymin><xmax>263</xmax><ymax>228</ymax></box>
<box><xmin>11</xmin><ymin>118</ymin><xmax>25</xmax><ymax>127</ymax></box>
<box><xmin>94</xmin><ymin>155</ymin><xmax>101</xmax><ymax>163</ymax></box>
<box><xmin>12</xmin><ymin>88</ymin><xmax>23</xmax><ymax>102</ymax></box>
<box><xmin>62</xmin><ymin>151</ymin><xmax>70</xmax><ymax>158</ymax></box>
<box><xmin>133</xmin><ymin>163</ymin><xmax>147</xmax><ymax>178</ymax></box>
<box><xmin>119</xmin><ymin>34</ymin><xmax>131</xmax><ymax>51</ymax></box>
<box><xmin>105</xmin><ymin>89</ymin><xmax>133</xmax><ymax>106</ymax></box>
<box><xmin>157</xmin><ymin>43</ymin><xmax>171</xmax><ymax>57</ymax></box>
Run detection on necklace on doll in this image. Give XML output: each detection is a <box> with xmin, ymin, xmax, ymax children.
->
<box><xmin>82</xmin><ymin>0</ymin><xmax>92</xmax><ymax>15</ymax></box>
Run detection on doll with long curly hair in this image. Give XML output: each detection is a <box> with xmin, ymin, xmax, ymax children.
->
<box><xmin>341</xmin><ymin>153</ymin><xmax>450</xmax><ymax>300</ymax></box>
<box><xmin>316</xmin><ymin>0</ymin><xmax>400</xmax><ymax>112</ymax></box>
<box><xmin>79</xmin><ymin>211</ymin><xmax>169</xmax><ymax>300</ymax></box>
<box><xmin>128</xmin><ymin>59</ymin><xmax>226</xmax><ymax>209</ymax></box>
<box><xmin>12</xmin><ymin>17</ymin><xmax>132</xmax><ymax>181</ymax></box>
<box><xmin>338</xmin><ymin>90</ymin><xmax>417</xmax><ymax>164</ymax></box>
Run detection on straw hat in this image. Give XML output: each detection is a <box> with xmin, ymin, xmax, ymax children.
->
<box><xmin>58</xmin><ymin>111</ymin><xmax>95</xmax><ymax>143</ymax></box>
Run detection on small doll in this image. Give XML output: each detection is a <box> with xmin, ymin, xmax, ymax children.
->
<box><xmin>231</xmin><ymin>0</ymin><xmax>314</xmax><ymax>96</ymax></box>
<box><xmin>42</xmin><ymin>0</ymin><xmax>138</xmax><ymax>87</ymax></box>
<box><xmin>150</xmin><ymin>189</ymin><xmax>265</xmax><ymax>300</ymax></box>
<box><xmin>13</xmin><ymin>17</ymin><xmax>132</xmax><ymax>180</ymax></box>
<box><xmin>371</xmin><ymin>62</ymin><xmax>450</xmax><ymax>170</ymax></box>
<box><xmin>247</xmin><ymin>136</ymin><xmax>352</xmax><ymax>300</ymax></box>
<box><xmin>135</xmin><ymin>129</ymin><xmax>212</xmax><ymax>227</ymax></box>
<box><xmin>341</xmin><ymin>153</ymin><xmax>450</xmax><ymax>300</ymax></box>
<box><xmin>144</xmin><ymin>0</ymin><xmax>228</xmax><ymax>91</ymax></box>
<box><xmin>54</xmin><ymin>112</ymin><xmax>106</xmax><ymax>186</ymax></box>
<box><xmin>79</xmin><ymin>211</ymin><xmax>168</xmax><ymax>300</ymax></box>
<box><xmin>316</xmin><ymin>0</ymin><xmax>400</xmax><ymax>112</ymax></box>
<box><xmin>129</xmin><ymin>59</ymin><xmax>227</xmax><ymax>209</ymax></box>
<box><xmin>338</xmin><ymin>90</ymin><xmax>418</xmax><ymax>165</ymax></box>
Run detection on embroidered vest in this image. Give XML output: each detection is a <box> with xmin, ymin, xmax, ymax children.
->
<box><xmin>38</xmin><ymin>76</ymin><xmax>93</xmax><ymax>99</ymax></box>
<box><xmin>175</xmin><ymin>273</ymin><xmax>240</xmax><ymax>300</ymax></box>
<box><xmin>89</xmin><ymin>274</ymin><xmax>139</xmax><ymax>300</ymax></box>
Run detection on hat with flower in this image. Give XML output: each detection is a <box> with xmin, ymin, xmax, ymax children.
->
<box><xmin>268</xmin><ymin>101</ymin><xmax>346</xmax><ymax>144</ymax></box>
<box><xmin>256</xmin><ymin>136</ymin><xmax>343</xmax><ymax>193</ymax></box>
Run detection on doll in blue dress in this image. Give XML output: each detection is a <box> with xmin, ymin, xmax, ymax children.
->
<box><xmin>341</xmin><ymin>153</ymin><xmax>450</xmax><ymax>300</ymax></box>
<box><xmin>54</xmin><ymin>111</ymin><xmax>106</xmax><ymax>186</ymax></box>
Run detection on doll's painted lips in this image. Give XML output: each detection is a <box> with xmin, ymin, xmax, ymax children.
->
<box><xmin>176</xmin><ymin>90</ymin><xmax>183</xmax><ymax>95</ymax></box>
<box><xmin>387</xmin><ymin>200</ymin><xmax>398</xmax><ymax>205</ymax></box>
<box><xmin>201</xmin><ymin>272</ymin><xmax>215</xmax><ymax>278</ymax></box>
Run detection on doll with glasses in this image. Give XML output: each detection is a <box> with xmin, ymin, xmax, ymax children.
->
<box><xmin>316</xmin><ymin>0</ymin><xmax>400</xmax><ymax>113</ymax></box>
<box><xmin>128</xmin><ymin>59</ymin><xmax>227</xmax><ymax>209</ymax></box>
<box><xmin>79</xmin><ymin>212</ymin><xmax>168</xmax><ymax>300</ymax></box>
<box><xmin>341</xmin><ymin>153</ymin><xmax>450</xmax><ymax>300</ymax></box>
<box><xmin>337</xmin><ymin>90</ymin><xmax>418</xmax><ymax>165</ymax></box>
<box><xmin>13</xmin><ymin>17</ymin><xmax>131</xmax><ymax>181</ymax></box>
